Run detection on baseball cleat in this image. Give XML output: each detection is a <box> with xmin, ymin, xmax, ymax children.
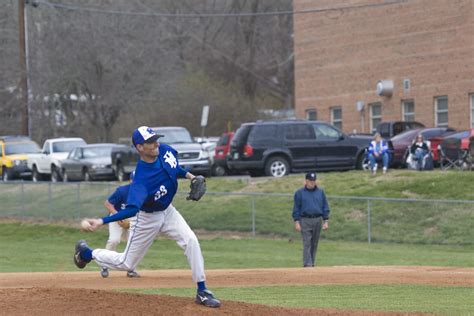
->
<box><xmin>100</xmin><ymin>267</ymin><xmax>109</xmax><ymax>278</ymax></box>
<box><xmin>196</xmin><ymin>289</ymin><xmax>221</xmax><ymax>308</ymax></box>
<box><xmin>73</xmin><ymin>239</ymin><xmax>91</xmax><ymax>269</ymax></box>
<box><xmin>126</xmin><ymin>271</ymin><xmax>140</xmax><ymax>278</ymax></box>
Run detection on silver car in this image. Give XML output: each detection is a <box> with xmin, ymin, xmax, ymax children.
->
<box><xmin>61</xmin><ymin>144</ymin><xmax>120</xmax><ymax>181</ymax></box>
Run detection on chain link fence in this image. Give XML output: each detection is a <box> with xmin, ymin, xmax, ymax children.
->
<box><xmin>1</xmin><ymin>182</ymin><xmax>473</xmax><ymax>245</ymax></box>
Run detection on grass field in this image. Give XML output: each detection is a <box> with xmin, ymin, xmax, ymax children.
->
<box><xmin>1</xmin><ymin>170</ymin><xmax>473</xmax><ymax>244</ymax></box>
<box><xmin>1</xmin><ymin>222</ymin><xmax>473</xmax><ymax>272</ymax></box>
<box><xmin>1</xmin><ymin>170</ymin><xmax>473</xmax><ymax>314</ymax></box>
<box><xmin>1</xmin><ymin>222</ymin><xmax>473</xmax><ymax>314</ymax></box>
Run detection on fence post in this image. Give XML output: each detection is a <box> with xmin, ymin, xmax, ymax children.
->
<box><xmin>76</xmin><ymin>183</ymin><xmax>81</xmax><ymax>219</ymax></box>
<box><xmin>48</xmin><ymin>183</ymin><xmax>52</xmax><ymax>221</ymax></box>
<box><xmin>251</xmin><ymin>195</ymin><xmax>256</xmax><ymax>237</ymax></box>
<box><xmin>20</xmin><ymin>181</ymin><xmax>25</xmax><ymax>220</ymax></box>
<box><xmin>367</xmin><ymin>199</ymin><xmax>372</xmax><ymax>244</ymax></box>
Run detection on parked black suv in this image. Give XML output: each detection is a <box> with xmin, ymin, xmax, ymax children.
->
<box><xmin>227</xmin><ymin>120</ymin><xmax>372</xmax><ymax>177</ymax></box>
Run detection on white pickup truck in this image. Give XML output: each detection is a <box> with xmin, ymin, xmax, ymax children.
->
<box><xmin>28</xmin><ymin>137</ymin><xmax>86</xmax><ymax>182</ymax></box>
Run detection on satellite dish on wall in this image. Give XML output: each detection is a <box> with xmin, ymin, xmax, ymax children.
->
<box><xmin>356</xmin><ymin>101</ymin><xmax>365</xmax><ymax>112</ymax></box>
<box><xmin>376</xmin><ymin>80</ymin><xmax>394</xmax><ymax>97</ymax></box>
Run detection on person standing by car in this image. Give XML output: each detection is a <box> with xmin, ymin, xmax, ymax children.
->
<box><xmin>100</xmin><ymin>171</ymin><xmax>140</xmax><ymax>278</ymax></box>
<box><xmin>410</xmin><ymin>134</ymin><xmax>432</xmax><ymax>170</ymax></box>
<box><xmin>368</xmin><ymin>133</ymin><xmax>390</xmax><ymax>174</ymax></box>
<box><xmin>292</xmin><ymin>172</ymin><xmax>330</xmax><ymax>267</ymax></box>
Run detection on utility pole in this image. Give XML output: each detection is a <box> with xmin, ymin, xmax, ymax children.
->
<box><xmin>18</xmin><ymin>0</ymin><xmax>30</xmax><ymax>136</ymax></box>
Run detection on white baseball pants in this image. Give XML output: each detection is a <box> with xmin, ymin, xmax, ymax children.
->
<box><xmin>92</xmin><ymin>204</ymin><xmax>206</xmax><ymax>283</ymax></box>
<box><xmin>105</xmin><ymin>221</ymin><xmax>126</xmax><ymax>251</ymax></box>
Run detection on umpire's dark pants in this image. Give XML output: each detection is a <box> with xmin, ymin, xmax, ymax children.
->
<box><xmin>300</xmin><ymin>216</ymin><xmax>323</xmax><ymax>267</ymax></box>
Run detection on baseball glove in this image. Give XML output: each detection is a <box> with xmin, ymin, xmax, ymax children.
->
<box><xmin>187</xmin><ymin>175</ymin><xmax>206</xmax><ymax>201</ymax></box>
<box><xmin>117</xmin><ymin>219</ymin><xmax>130</xmax><ymax>229</ymax></box>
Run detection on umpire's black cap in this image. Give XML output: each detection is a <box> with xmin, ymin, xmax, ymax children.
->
<box><xmin>305</xmin><ymin>172</ymin><xmax>317</xmax><ymax>181</ymax></box>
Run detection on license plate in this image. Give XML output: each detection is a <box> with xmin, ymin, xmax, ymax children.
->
<box><xmin>233</xmin><ymin>152</ymin><xmax>239</xmax><ymax>159</ymax></box>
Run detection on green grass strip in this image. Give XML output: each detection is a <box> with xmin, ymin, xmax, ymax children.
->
<box><xmin>124</xmin><ymin>284</ymin><xmax>474</xmax><ymax>315</ymax></box>
<box><xmin>0</xmin><ymin>222</ymin><xmax>473</xmax><ymax>272</ymax></box>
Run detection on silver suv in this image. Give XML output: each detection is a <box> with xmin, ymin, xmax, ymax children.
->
<box><xmin>152</xmin><ymin>126</ymin><xmax>211</xmax><ymax>175</ymax></box>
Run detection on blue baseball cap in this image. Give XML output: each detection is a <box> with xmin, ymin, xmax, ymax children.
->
<box><xmin>132</xmin><ymin>126</ymin><xmax>163</xmax><ymax>147</ymax></box>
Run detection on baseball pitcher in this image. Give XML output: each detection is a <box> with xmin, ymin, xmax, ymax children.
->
<box><xmin>74</xmin><ymin>126</ymin><xmax>220</xmax><ymax>308</ymax></box>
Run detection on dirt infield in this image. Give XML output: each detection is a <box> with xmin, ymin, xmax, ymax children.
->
<box><xmin>1</xmin><ymin>266</ymin><xmax>473</xmax><ymax>315</ymax></box>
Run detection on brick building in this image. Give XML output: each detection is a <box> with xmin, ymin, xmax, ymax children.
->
<box><xmin>293</xmin><ymin>0</ymin><xmax>474</xmax><ymax>134</ymax></box>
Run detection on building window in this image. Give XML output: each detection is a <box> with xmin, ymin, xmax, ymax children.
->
<box><xmin>435</xmin><ymin>96</ymin><xmax>448</xmax><ymax>127</ymax></box>
<box><xmin>305</xmin><ymin>108</ymin><xmax>317</xmax><ymax>120</ymax></box>
<box><xmin>369</xmin><ymin>103</ymin><xmax>382</xmax><ymax>132</ymax></box>
<box><xmin>470</xmin><ymin>94</ymin><xmax>474</xmax><ymax>128</ymax></box>
<box><xmin>402</xmin><ymin>100</ymin><xmax>415</xmax><ymax>122</ymax></box>
<box><xmin>331</xmin><ymin>107</ymin><xmax>342</xmax><ymax>130</ymax></box>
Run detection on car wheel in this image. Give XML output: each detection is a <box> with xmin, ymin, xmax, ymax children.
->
<box><xmin>264</xmin><ymin>156</ymin><xmax>289</xmax><ymax>177</ymax></box>
<box><xmin>356</xmin><ymin>152</ymin><xmax>368</xmax><ymax>170</ymax></box>
<box><xmin>212</xmin><ymin>165</ymin><xmax>227</xmax><ymax>177</ymax></box>
<box><xmin>2</xmin><ymin>167</ymin><xmax>10</xmax><ymax>182</ymax></box>
<box><xmin>117</xmin><ymin>164</ymin><xmax>128</xmax><ymax>182</ymax></box>
<box><xmin>62</xmin><ymin>169</ymin><xmax>69</xmax><ymax>182</ymax></box>
<box><xmin>83</xmin><ymin>169</ymin><xmax>91</xmax><ymax>182</ymax></box>
<box><xmin>32</xmin><ymin>166</ymin><xmax>42</xmax><ymax>182</ymax></box>
<box><xmin>50</xmin><ymin>166</ymin><xmax>60</xmax><ymax>182</ymax></box>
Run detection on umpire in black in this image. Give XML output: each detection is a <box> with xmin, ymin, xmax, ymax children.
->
<box><xmin>292</xmin><ymin>172</ymin><xmax>330</xmax><ymax>267</ymax></box>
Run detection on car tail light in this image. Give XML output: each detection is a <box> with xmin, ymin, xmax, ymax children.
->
<box><xmin>243</xmin><ymin>144</ymin><xmax>253</xmax><ymax>157</ymax></box>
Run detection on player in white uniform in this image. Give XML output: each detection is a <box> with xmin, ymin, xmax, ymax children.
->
<box><xmin>100</xmin><ymin>171</ymin><xmax>139</xmax><ymax>278</ymax></box>
<box><xmin>74</xmin><ymin>126</ymin><xmax>220</xmax><ymax>308</ymax></box>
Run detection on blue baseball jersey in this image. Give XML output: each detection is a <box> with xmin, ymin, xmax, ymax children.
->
<box><xmin>107</xmin><ymin>184</ymin><xmax>130</xmax><ymax>211</ymax></box>
<box><xmin>103</xmin><ymin>143</ymin><xmax>187</xmax><ymax>224</ymax></box>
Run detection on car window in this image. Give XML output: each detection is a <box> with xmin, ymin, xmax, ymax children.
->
<box><xmin>380</xmin><ymin>123</ymin><xmax>391</xmax><ymax>135</ymax></box>
<box><xmin>285</xmin><ymin>124</ymin><xmax>315</xmax><ymax>140</ymax></box>
<box><xmin>4</xmin><ymin>142</ymin><xmax>41</xmax><ymax>155</ymax></box>
<box><xmin>313</xmin><ymin>124</ymin><xmax>340</xmax><ymax>141</ymax></box>
<box><xmin>69</xmin><ymin>148</ymin><xmax>80</xmax><ymax>159</ymax></box>
<box><xmin>216</xmin><ymin>134</ymin><xmax>230</xmax><ymax>146</ymax></box>
<box><xmin>232</xmin><ymin>125</ymin><xmax>253</xmax><ymax>145</ymax></box>
<box><xmin>53</xmin><ymin>140</ymin><xmax>86</xmax><ymax>153</ymax></box>
<box><xmin>153</xmin><ymin>128</ymin><xmax>194</xmax><ymax>144</ymax></box>
<box><xmin>407</xmin><ymin>122</ymin><xmax>424</xmax><ymax>129</ymax></box>
<box><xmin>249</xmin><ymin>125</ymin><xmax>279</xmax><ymax>142</ymax></box>
<box><xmin>83</xmin><ymin>147</ymin><xmax>112</xmax><ymax>158</ymax></box>
<box><xmin>393</xmin><ymin>123</ymin><xmax>404</xmax><ymax>135</ymax></box>
<box><xmin>43</xmin><ymin>141</ymin><xmax>50</xmax><ymax>154</ymax></box>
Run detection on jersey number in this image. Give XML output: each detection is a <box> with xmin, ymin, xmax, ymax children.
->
<box><xmin>154</xmin><ymin>185</ymin><xmax>168</xmax><ymax>201</ymax></box>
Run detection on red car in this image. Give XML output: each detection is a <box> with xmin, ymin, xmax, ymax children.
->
<box><xmin>390</xmin><ymin>127</ymin><xmax>456</xmax><ymax>167</ymax></box>
<box><xmin>211</xmin><ymin>132</ymin><xmax>234</xmax><ymax>176</ymax></box>
<box><xmin>439</xmin><ymin>128</ymin><xmax>474</xmax><ymax>169</ymax></box>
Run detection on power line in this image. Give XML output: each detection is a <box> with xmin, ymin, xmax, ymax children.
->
<box><xmin>32</xmin><ymin>0</ymin><xmax>408</xmax><ymax>18</ymax></box>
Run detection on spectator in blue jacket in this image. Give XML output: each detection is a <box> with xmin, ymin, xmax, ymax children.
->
<box><xmin>368</xmin><ymin>133</ymin><xmax>389</xmax><ymax>174</ymax></box>
<box><xmin>292</xmin><ymin>172</ymin><xmax>330</xmax><ymax>267</ymax></box>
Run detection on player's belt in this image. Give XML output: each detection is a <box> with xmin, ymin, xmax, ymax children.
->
<box><xmin>301</xmin><ymin>214</ymin><xmax>321</xmax><ymax>218</ymax></box>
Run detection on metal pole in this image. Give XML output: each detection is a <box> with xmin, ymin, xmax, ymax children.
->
<box><xmin>367</xmin><ymin>199</ymin><xmax>372</xmax><ymax>244</ymax></box>
<box><xmin>251</xmin><ymin>196</ymin><xmax>256</xmax><ymax>237</ymax></box>
<box><xmin>18</xmin><ymin>0</ymin><xmax>28</xmax><ymax>136</ymax></box>
<box><xmin>48</xmin><ymin>182</ymin><xmax>52</xmax><ymax>220</ymax></box>
<box><xmin>20</xmin><ymin>181</ymin><xmax>25</xmax><ymax>219</ymax></box>
<box><xmin>77</xmin><ymin>183</ymin><xmax>81</xmax><ymax>219</ymax></box>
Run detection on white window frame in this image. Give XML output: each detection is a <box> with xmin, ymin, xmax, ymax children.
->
<box><xmin>434</xmin><ymin>96</ymin><xmax>448</xmax><ymax>127</ymax></box>
<box><xmin>402</xmin><ymin>100</ymin><xmax>415</xmax><ymax>122</ymax></box>
<box><xmin>305</xmin><ymin>108</ymin><xmax>317</xmax><ymax>121</ymax></box>
<box><xmin>470</xmin><ymin>94</ymin><xmax>474</xmax><ymax>128</ymax></box>
<box><xmin>369</xmin><ymin>103</ymin><xmax>382</xmax><ymax>133</ymax></box>
<box><xmin>330</xmin><ymin>106</ymin><xmax>342</xmax><ymax>130</ymax></box>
